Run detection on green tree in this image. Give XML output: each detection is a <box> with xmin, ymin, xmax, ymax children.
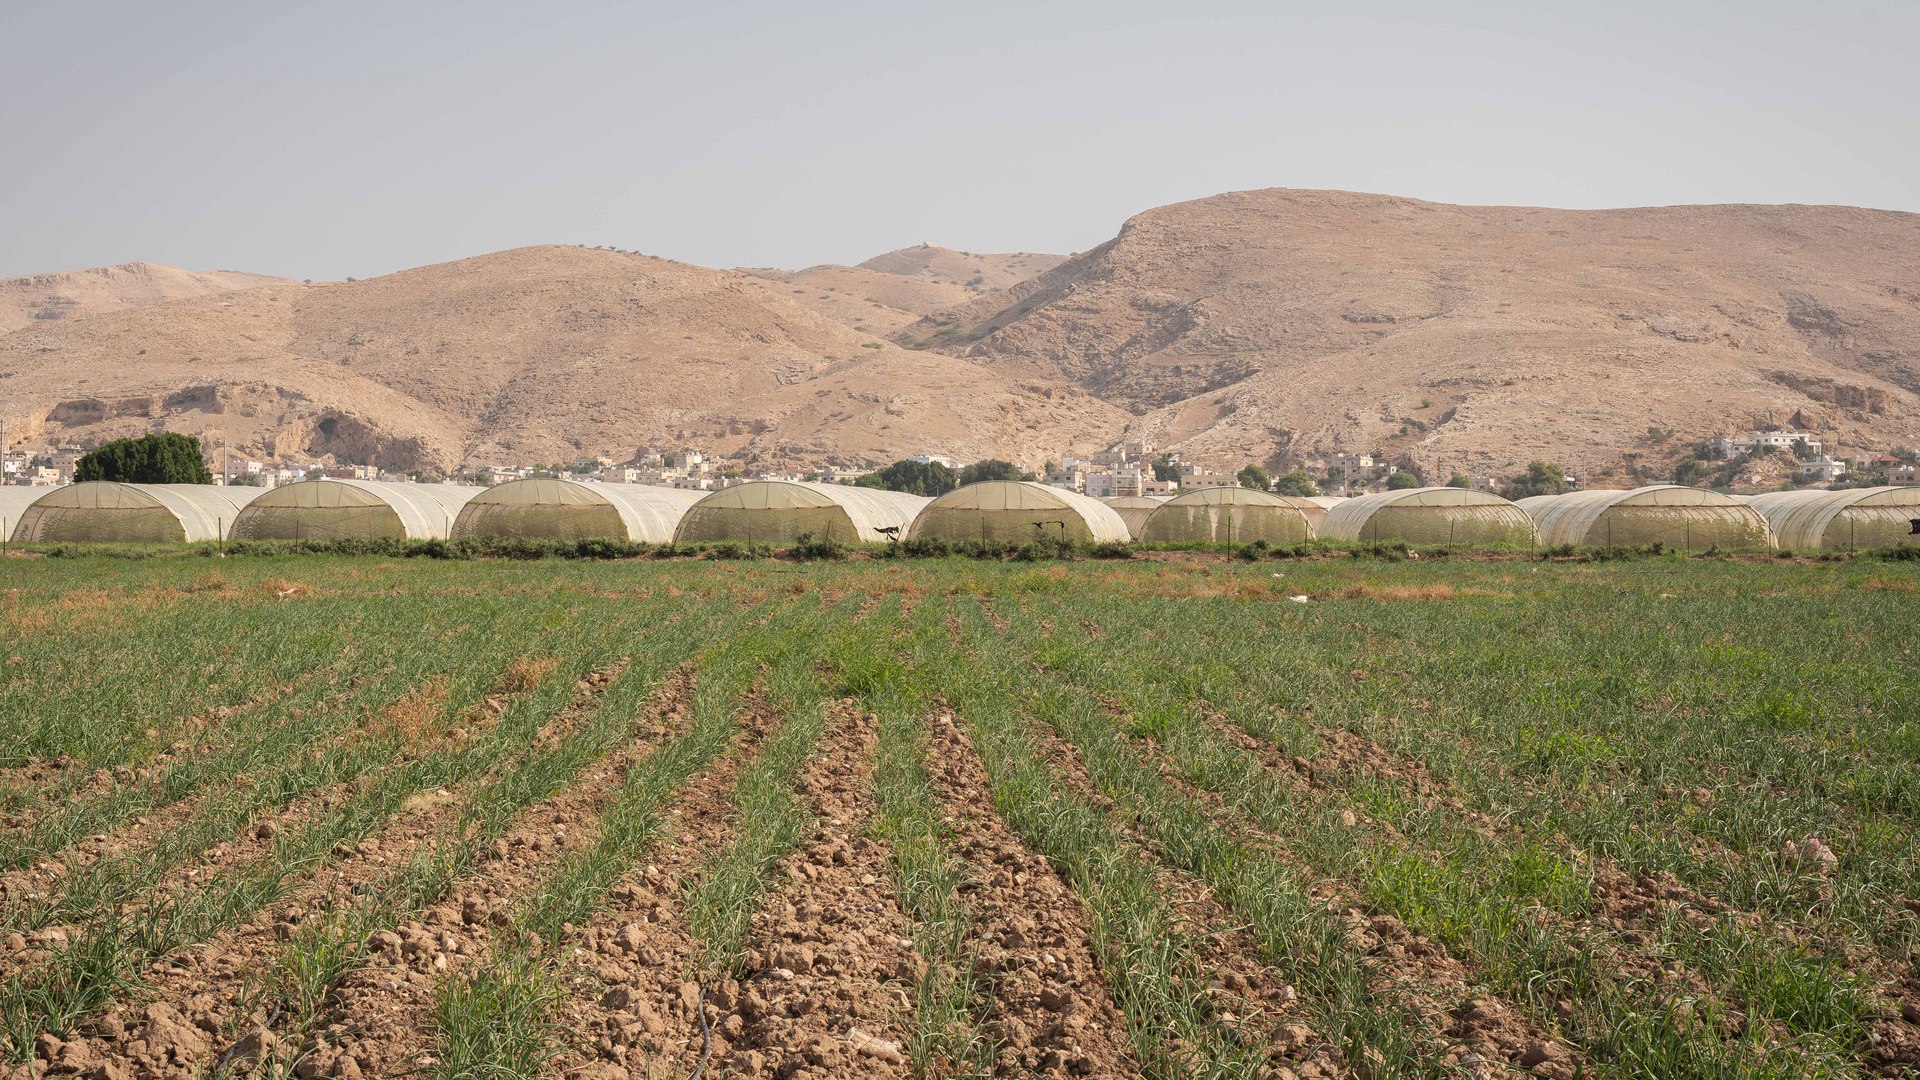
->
<box><xmin>1150</xmin><ymin>454</ymin><xmax>1180</xmax><ymax>483</ymax></box>
<box><xmin>1500</xmin><ymin>461</ymin><xmax>1566</xmax><ymax>499</ymax></box>
<box><xmin>1674</xmin><ymin>459</ymin><xmax>1706</xmax><ymax>486</ymax></box>
<box><xmin>1386</xmin><ymin>471</ymin><xmax>1421</xmax><ymax>490</ymax></box>
<box><xmin>1446</xmin><ymin>474</ymin><xmax>1471</xmax><ymax>489</ymax></box>
<box><xmin>1271</xmin><ymin>468</ymin><xmax>1317</xmax><ymax>497</ymax></box>
<box><xmin>73</xmin><ymin>433</ymin><xmax>214</xmax><ymax>484</ymax></box>
<box><xmin>959</xmin><ymin>459</ymin><xmax>1024</xmax><ymax>486</ymax></box>
<box><xmin>1236</xmin><ymin>464</ymin><xmax>1270</xmax><ymax>490</ymax></box>
<box><xmin>854</xmin><ymin>459</ymin><xmax>958</xmax><ymax>497</ymax></box>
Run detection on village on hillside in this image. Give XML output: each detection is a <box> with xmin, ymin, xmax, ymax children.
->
<box><xmin>3</xmin><ymin>424</ymin><xmax>1915</xmax><ymax>498</ymax></box>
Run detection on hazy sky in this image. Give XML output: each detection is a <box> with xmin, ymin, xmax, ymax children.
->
<box><xmin>2</xmin><ymin>0</ymin><xmax>1915</xmax><ymax>281</ymax></box>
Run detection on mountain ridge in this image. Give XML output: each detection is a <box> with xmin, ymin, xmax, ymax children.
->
<box><xmin>5</xmin><ymin>190</ymin><xmax>1917</xmax><ymax>481</ymax></box>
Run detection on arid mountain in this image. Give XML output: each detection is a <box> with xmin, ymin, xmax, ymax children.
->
<box><xmin>903</xmin><ymin>189</ymin><xmax>1920</xmax><ymax>480</ymax></box>
<box><xmin>0</xmin><ymin>246</ymin><xmax>1124</xmax><ymax>471</ymax></box>
<box><xmin>0</xmin><ymin>262</ymin><xmax>290</xmax><ymax>334</ymax></box>
<box><xmin>5</xmin><ymin>192</ymin><xmax>1918</xmax><ymax>480</ymax></box>
<box><xmin>737</xmin><ymin>245</ymin><xmax>1065</xmax><ymax>335</ymax></box>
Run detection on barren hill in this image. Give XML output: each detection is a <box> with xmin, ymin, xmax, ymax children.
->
<box><xmin>738</xmin><ymin>245</ymin><xmax>1065</xmax><ymax>335</ymax></box>
<box><xmin>7</xmin><ymin>192</ymin><xmax>1919</xmax><ymax>481</ymax></box>
<box><xmin>903</xmin><ymin>189</ymin><xmax>1920</xmax><ymax>480</ymax></box>
<box><xmin>0</xmin><ymin>262</ymin><xmax>290</xmax><ymax>334</ymax></box>
<box><xmin>0</xmin><ymin>246</ymin><xmax>1124</xmax><ymax>471</ymax></box>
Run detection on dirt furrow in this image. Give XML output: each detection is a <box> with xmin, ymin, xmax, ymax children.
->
<box><xmin>922</xmin><ymin>711</ymin><xmax>1141</xmax><ymax>1078</ymax></box>
<box><xmin>1190</xmin><ymin>707</ymin><xmax>1751</xmax><ymax>1068</ymax></box>
<box><xmin>1313</xmin><ymin>715</ymin><xmax>1920</xmax><ymax>1042</ymax></box>
<box><xmin>28</xmin><ymin>662</ymin><xmax>648</xmax><ymax>1080</ymax></box>
<box><xmin>1010</xmin><ymin>714</ymin><xmax>1357</xmax><ymax>1078</ymax></box>
<box><xmin>0</xmin><ymin>667</ymin><xmax>541</xmax><ymax>982</ymax></box>
<box><xmin>1116</xmin><ymin>722</ymin><xmax>1579</xmax><ymax>1078</ymax></box>
<box><xmin>692</xmin><ymin>701</ymin><xmax>918</xmax><ymax>1079</ymax></box>
<box><xmin>547</xmin><ymin>696</ymin><xmax>784</xmax><ymax>1076</ymax></box>
<box><xmin>256</xmin><ymin>666</ymin><xmax>686</xmax><ymax>1078</ymax></box>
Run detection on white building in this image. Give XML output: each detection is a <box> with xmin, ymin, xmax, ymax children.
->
<box><xmin>1888</xmin><ymin>464</ymin><xmax>1916</xmax><ymax>486</ymax></box>
<box><xmin>1085</xmin><ymin>467</ymin><xmax>1151</xmax><ymax>499</ymax></box>
<box><xmin>1715</xmin><ymin>430</ymin><xmax>1821</xmax><ymax>460</ymax></box>
<box><xmin>1178</xmin><ymin>466</ymin><xmax>1238</xmax><ymax>490</ymax></box>
<box><xmin>1800</xmin><ymin>457</ymin><xmax>1848</xmax><ymax>483</ymax></box>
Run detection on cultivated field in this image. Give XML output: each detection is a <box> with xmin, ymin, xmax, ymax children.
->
<box><xmin>1</xmin><ymin>553</ymin><xmax>1917</xmax><ymax>1079</ymax></box>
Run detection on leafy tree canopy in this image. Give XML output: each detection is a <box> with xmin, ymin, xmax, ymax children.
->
<box><xmin>1271</xmin><ymin>468</ymin><xmax>1318</xmax><ymax>497</ymax></box>
<box><xmin>1150</xmin><ymin>453</ymin><xmax>1181</xmax><ymax>483</ymax></box>
<box><xmin>1236</xmin><ymin>464</ymin><xmax>1270</xmax><ymax>490</ymax></box>
<box><xmin>1499</xmin><ymin>460</ymin><xmax>1566</xmax><ymax>499</ymax></box>
<box><xmin>1446</xmin><ymin>474</ymin><xmax>1471</xmax><ymax>489</ymax></box>
<box><xmin>959</xmin><ymin>459</ymin><xmax>1030</xmax><ymax>485</ymax></box>
<box><xmin>854</xmin><ymin>459</ymin><xmax>958</xmax><ymax>497</ymax></box>
<box><xmin>73</xmin><ymin>433</ymin><xmax>213</xmax><ymax>484</ymax></box>
<box><xmin>1385</xmin><ymin>470</ymin><xmax>1422</xmax><ymax>490</ymax></box>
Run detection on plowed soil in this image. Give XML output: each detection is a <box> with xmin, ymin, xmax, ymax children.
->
<box><xmin>922</xmin><ymin>712</ymin><xmax>1140</xmax><ymax>1078</ymax></box>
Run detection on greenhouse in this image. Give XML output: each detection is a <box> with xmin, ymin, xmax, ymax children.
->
<box><xmin>908</xmin><ymin>481</ymin><xmax>1131</xmax><ymax>543</ymax></box>
<box><xmin>674</xmin><ymin>481</ymin><xmax>928</xmax><ymax>544</ymax></box>
<box><xmin>11</xmin><ymin>483</ymin><xmax>264</xmax><ymax>543</ymax></box>
<box><xmin>1305</xmin><ymin>496</ymin><xmax>1348</xmax><ymax>510</ymax></box>
<box><xmin>1101</xmin><ymin>496</ymin><xmax>1170</xmax><ymax>540</ymax></box>
<box><xmin>1319</xmin><ymin>487</ymin><xmax>1536</xmax><ymax>546</ymax></box>
<box><xmin>0</xmin><ymin>488</ymin><xmax>46</xmax><ymax>542</ymax></box>
<box><xmin>1136</xmin><ymin>487</ymin><xmax>1322</xmax><ymax>544</ymax></box>
<box><xmin>231</xmin><ymin>480</ymin><xmax>479</xmax><ymax>541</ymax></box>
<box><xmin>452</xmin><ymin>479</ymin><xmax>701</xmax><ymax>543</ymax></box>
<box><xmin>1742</xmin><ymin>487</ymin><xmax>1920</xmax><ymax>550</ymax></box>
<box><xmin>1517</xmin><ymin>486</ymin><xmax>1772</xmax><ymax>550</ymax></box>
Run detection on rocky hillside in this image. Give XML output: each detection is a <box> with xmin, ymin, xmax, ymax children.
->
<box><xmin>737</xmin><ymin>246</ymin><xmax>1064</xmax><ymax>335</ymax></box>
<box><xmin>5</xmin><ymin>192</ymin><xmax>1917</xmax><ymax>480</ymax></box>
<box><xmin>902</xmin><ymin>189</ymin><xmax>1920</xmax><ymax>480</ymax></box>
<box><xmin>0</xmin><ymin>262</ymin><xmax>289</xmax><ymax>334</ymax></box>
<box><xmin>0</xmin><ymin>246</ymin><xmax>1123</xmax><ymax>471</ymax></box>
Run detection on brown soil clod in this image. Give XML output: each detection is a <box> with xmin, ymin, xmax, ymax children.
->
<box><xmin>547</xmin><ymin>690</ymin><xmax>784</xmax><ymax>1077</ymax></box>
<box><xmin>923</xmin><ymin>710</ymin><xmax>1140</xmax><ymax>1078</ymax></box>
<box><xmin>708</xmin><ymin>702</ymin><xmax>918</xmax><ymax>1079</ymax></box>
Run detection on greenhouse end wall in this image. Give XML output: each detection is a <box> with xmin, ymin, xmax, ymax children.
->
<box><xmin>908</xmin><ymin>482</ymin><xmax>1130</xmax><ymax>544</ymax></box>
<box><xmin>1745</xmin><ymin>487</ymin><xmax>1920</xmax><ymax>550</ymax></box>
<box><xmin>452</xmin><ymin>480</ymin><xmax>699</xmax><ymax>543</ymax></box>
<box><xmin>1521</xmin><ymin>487</ymin><xmax>1773</xmax><ymax>550</ymax></box>
<box><xmin>1138</xmin><ymin>499</ymin><xmax>1312</xmax><ymax>544</ymax></box>
<box><xmin>13</xmin><ymin>483</ymin><xmax>261</xmax><ymax>543</ymax></box>
<box><xmin>675</xmin><ymin>483</ymin><xmax>928</xmax><ymax>545</ymax></box>
<box><xmin>1320</xmin><ymin>488</ymin><xmax>1535</xmax><ymax>546</ymax></box>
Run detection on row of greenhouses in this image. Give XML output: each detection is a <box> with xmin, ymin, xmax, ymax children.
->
<box><xmin>3</xmin><ymin>479</ymin><xmax>1916</xmax><ymax>550</ymax></box>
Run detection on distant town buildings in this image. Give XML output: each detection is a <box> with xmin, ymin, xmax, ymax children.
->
<box><xmin>1714</xmin><ymin>430</ymin><xmax>1822</xmax><ymax>460</ymax></box>
<box><xmin>1</xmin><ymin>420</ymin><xmax>1913</xmax><ymax>502</ymax></box>
<box><xmin>1048</xmin><ymin>442</ymin><xmax>1174</xmax><ymax>497</ymax></box>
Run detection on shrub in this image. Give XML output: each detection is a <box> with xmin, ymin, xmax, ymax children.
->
<box><xmin>783</xmin><ymin>533</ymin><xmax>847</xmax><ymax>561</ymax></box>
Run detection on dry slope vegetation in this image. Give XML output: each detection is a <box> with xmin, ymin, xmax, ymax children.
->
<box><xmin>1</xmin><ymin>554</ymin><xmax>1917</xmax><ymax>1078</ymax></box>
